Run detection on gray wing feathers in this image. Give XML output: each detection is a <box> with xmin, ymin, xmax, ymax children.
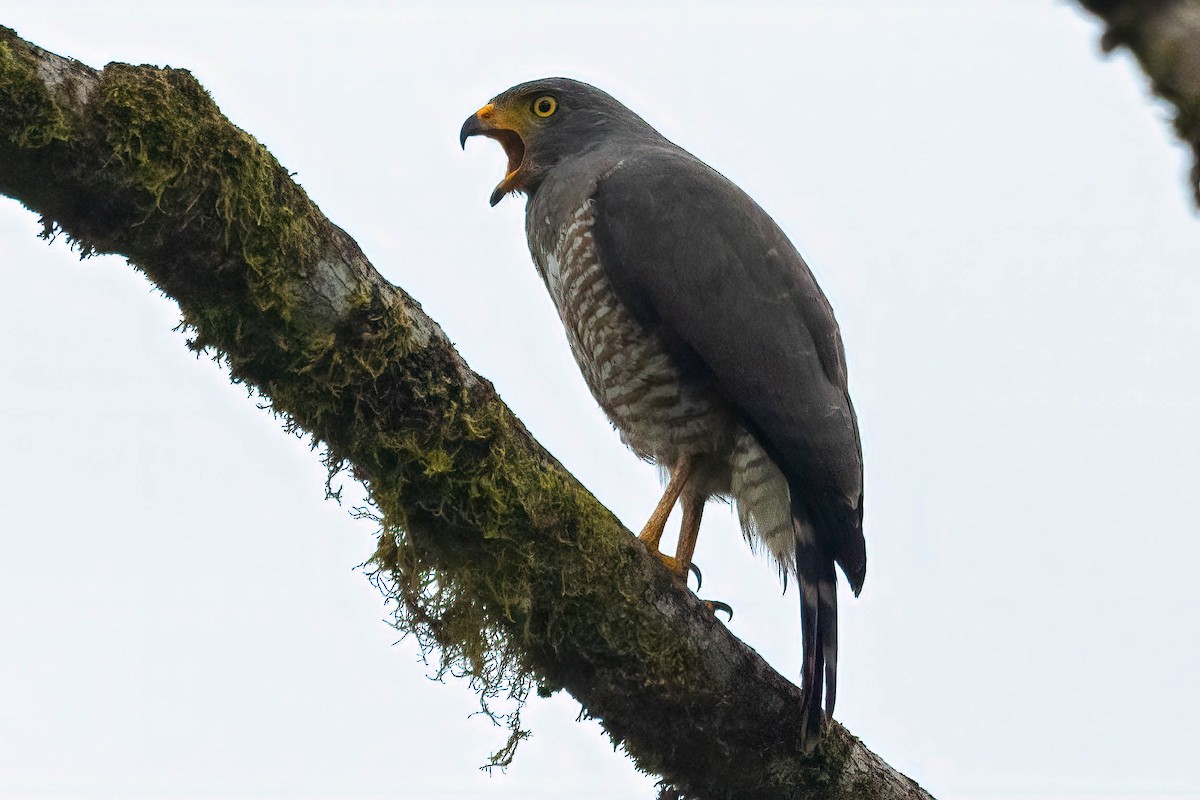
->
<box><xmin>590</xmin><ymin>147</ymin><xmax>865</xmax><ymax>591</ymax></box>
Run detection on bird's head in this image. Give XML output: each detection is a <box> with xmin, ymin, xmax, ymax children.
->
<box><xmin>460</xmin><ymin>77</ymin><xmax>659</xmax><ymax>206</ymax></box>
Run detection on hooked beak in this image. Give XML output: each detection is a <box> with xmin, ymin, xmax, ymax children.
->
<box><xmin>460</xmin><ymin>103</ymin><xmax>527</xmax><ymax>207</ymax></box>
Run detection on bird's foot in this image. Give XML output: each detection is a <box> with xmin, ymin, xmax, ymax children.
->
<box><xmin>651</xmin><ymin>554</ymin><xmax>733</xmax><ymax>621</ymax></box>
<box><xmin>653</xmin><ymin>553</ymin><xmax>705</xmax><ymax>589</ymax></box>
<box><xmin>653</xmin><ymin>552</ymin><xmax>689</xmax><ymax>584</ymax></box>
<box><xmin>652</xmin><ymin>553</ymin><xmax>704</xmax><ymax>590</ymax></box>
<box><xmin>704</xmin><ymin>599</ymin><xmax>734</xmax><ymax>621</ymax></box>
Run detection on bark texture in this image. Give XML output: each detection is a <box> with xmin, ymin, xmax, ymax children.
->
<box><xmin>1077</xmin><ymin>0</ymin><xmax>1200</xmax><ymax>204</ymax></box>
<box><xmin>0</xmin><ymin>28</ymin><xmax>934</xmax><ymax>800</ymax></box>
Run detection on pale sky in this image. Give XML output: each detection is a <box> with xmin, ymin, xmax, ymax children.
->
<box><xmin>1</xmin><ymin>3</ymin><xmax>1198</xmax><ymax>799</ymax></box>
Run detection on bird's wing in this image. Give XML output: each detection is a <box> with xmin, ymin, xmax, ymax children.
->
<box><xmin>590</xmin><ymin>147</ymin><xmax>865</xmax><ymax>590</ymax></box>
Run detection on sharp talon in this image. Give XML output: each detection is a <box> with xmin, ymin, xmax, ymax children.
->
<box><xmin>705</xmin><ymin>600</ymin><xmax>733</xmax><ymax>621</ymax></box>
<box><xmin>688</xmin><ymin>562</ymin><xmax>703</xmax><ymax>591</ymax></box>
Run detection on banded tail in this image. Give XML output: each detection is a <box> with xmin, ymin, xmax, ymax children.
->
<box><xmin>794</xmin><ymin>495</ymin><xmax>865</xmax><ymax>753</ymax></box>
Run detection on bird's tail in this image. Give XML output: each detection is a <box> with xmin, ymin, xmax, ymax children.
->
<box><xmin>795</xmin><ymin>514</ymin><xmax>839</xmax><ymax>753</ymax></box>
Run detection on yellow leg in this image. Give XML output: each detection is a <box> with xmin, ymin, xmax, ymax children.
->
<box><xmin>638</xmin><ymin>465</ymin><xmax>705</xmax><ymax>587</ymax></box>
<box><xmin>674</xmin><ymin>489</ymin><xmax>732</xmax><ymax>620</ymax></box>
<box><xmin>672</xmin><ymin>490</ymin><xmax>706</xmax><ymax>581</ymax></box>
<box><xmin>637</xmin><ymin>457</ymin><xmax>694</xmax><ymax>573</ymax></box>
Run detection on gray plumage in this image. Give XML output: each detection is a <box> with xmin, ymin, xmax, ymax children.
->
<box><xmin>462</xmin><ymin>78</ymin><xmax>865</xmax><ymax>748</ymax></box>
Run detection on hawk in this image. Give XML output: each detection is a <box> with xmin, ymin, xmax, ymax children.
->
<box><xmin>461</xmin><ymin>78</ymin><xmax>866</xmax><ymax>748</ymax></box>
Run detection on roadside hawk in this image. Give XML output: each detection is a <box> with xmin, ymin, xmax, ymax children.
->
<box><xmin>460</xmin><ymin>78</ymin><xmax>866</xmax><ymax>748</ymax></box>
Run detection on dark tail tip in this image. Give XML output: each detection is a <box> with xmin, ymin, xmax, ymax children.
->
<box><xmin>798</xmin><ymin>576</ymin><xmax>822</xmax><ymax>752</ymax></box>
<box><xmin>795</xmin><ymin>519</ymin><xmax>840</xmax><ymax>752</ymax></box>
<box><xmin>799</xmin><ymin>688</ymin><xmax>825</xmax><ymax>754</ymax></box>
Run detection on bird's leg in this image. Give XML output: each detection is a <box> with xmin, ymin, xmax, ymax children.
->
<box><xmin>664</xmin><ymin>488</ymin><xmax>704</xmax><ymax>584</ymax></box>
<box><xmin>675</xmin><ymin>488</ymin><xmax>732</xmax><ymax>620</ymax></box>
<box><xmin>637</xmin><ymin>458</ymin><xmax>723</xmax><ymax>615</ymax></box>
<box><xmin>637</xmin><ymin>456</ymin><xmax>694</xmax><ymax>570</ymax></box>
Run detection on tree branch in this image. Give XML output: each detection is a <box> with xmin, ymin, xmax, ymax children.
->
<box><xmin>1076</xmin><ymin>0</ymin><xmax>1200</xmax><ymax>205</ymax></box>
<box><xmin>0</xmin><ymin>28</ymin><xmax>931</xmax><ymax>800</ymax></box>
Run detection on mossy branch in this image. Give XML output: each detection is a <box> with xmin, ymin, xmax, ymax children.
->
<box><xmin>0</xmin><ymin>28</ymin><xmax>932</xmax><ymax>800</ymax></box>
<box><xmin>1076</xmin><ymin>0</ymin><xmax>1200</xmax><ymax>205</ymax></box>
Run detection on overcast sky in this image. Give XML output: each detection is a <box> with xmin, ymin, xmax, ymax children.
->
<box><xmin>2</xmin><ymin>3</ymin><xmax>1198</xmax><ymax>799</ymax></box>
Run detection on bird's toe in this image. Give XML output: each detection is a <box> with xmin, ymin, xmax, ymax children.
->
<box><xmin>703</xmin><ymin>599</ymin><xmax>733</xmax><ymax>621</ymax></box>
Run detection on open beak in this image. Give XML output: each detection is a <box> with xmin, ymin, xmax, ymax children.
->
<box><xmin>460</xmin><ymin>103</ymin><xmax>527</xmax><ymax>207</ymax></box>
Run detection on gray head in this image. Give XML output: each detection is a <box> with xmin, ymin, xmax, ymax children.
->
<box><xmin>460</xmin><ymin>77</ymin><xmax>663</xmax><ymax>206</ymax></box>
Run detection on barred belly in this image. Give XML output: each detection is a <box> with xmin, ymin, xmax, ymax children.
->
<box><xmin>537</xmin><ymin>200</ymin><xmax>726</xmax><ymax>465</ymax></box>
<box><xmin>533</xmin><ymin>200</ymin><xmax>799</xmax><ymax>575</ymax></box>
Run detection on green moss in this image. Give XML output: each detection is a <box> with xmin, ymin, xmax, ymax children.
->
<box><xmin>92</xmin><ymin>63</ymin><xmax>313</xmax><ymax>321</ymax></box>
<box><xmin>86</xmin><ymin>64</ymin><xmax>572</xmax><ymax>748</ymax></box>
<box><xmin>28</xmin><ymin>58</ymin><xmax>555</xmax><ymax>760</ymax></box>
<box><xmin>0</xmin><ymin>32</ymin><xmax>70</xmax><ymax>148</ymax></box>
<box><xmin>352</xmin><ymin>369</ymin><xmax>700</xmax><ymax>768</ymax></box>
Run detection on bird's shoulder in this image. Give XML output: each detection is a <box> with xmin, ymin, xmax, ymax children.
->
<box><xmin>587</xmin><ymin>143</ymin><xmax>851</xmax><ymax>393</ymax></box>
<box><xmin>525</xmin><ymin>146</ymin><xmax>627</xmax><ymax>263</ymax></box>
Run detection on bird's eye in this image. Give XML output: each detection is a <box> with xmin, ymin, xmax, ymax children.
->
<box><xmin>532</xmin><ymin>96</ymin><xmax>557</xmax><ymax>118</ymax></box>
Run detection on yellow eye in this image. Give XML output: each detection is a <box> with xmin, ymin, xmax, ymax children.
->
<box><xmin>532</xmin><ymin>95</ymin><xmax>557</xmax><ymax>117</ymax></box>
